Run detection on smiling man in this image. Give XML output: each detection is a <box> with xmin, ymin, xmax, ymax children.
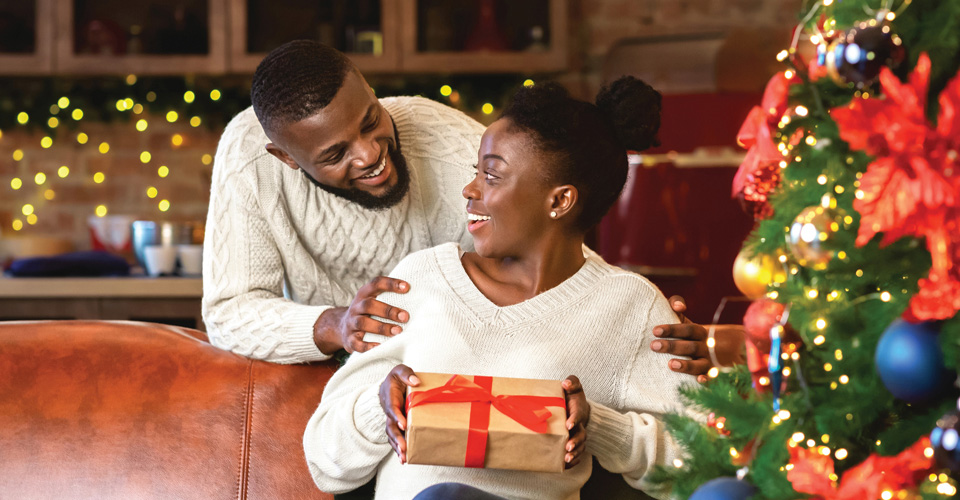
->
<box><xmin>202</xmin><ymin>40</ymin><xmax>742</xmax><ymax>374</ymax></box>
<box><xmin>202</xmin><ymin>40</ymin><xmax>484</xmax><ymax>363</ymax></box>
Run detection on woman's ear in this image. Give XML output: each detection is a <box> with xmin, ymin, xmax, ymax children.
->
<box><xmin>547</xmin><ymin>185</ymin><xmax>578</xmax><ymax>220</ymax></box>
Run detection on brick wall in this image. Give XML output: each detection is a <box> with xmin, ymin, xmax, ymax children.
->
<box><xmin>0</xmin><ymin>0</ymin><xmax>801</xmax><ymax>253</ymax></box>
<box><xmin>0</xmin><ymin>118</ymin><xmax>218</xmax><ymax>253</ymax></box>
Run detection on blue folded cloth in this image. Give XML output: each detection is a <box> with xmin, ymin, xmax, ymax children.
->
<box><xmin>7</xmin><ymin>251</ymin><xmax>131</xmax><ymax>277</ymax></box>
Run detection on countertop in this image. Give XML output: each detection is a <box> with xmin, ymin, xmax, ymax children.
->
<box><xmin>0</xmin><ymin>276</ymin><xmax>203</xmax><ymax>298</ymax></box>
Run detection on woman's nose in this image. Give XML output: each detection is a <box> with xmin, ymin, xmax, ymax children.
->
<box><xmin>462</xmin><ymin>175</ymin><xmax>480</xmax><ymax>200</ymax></box>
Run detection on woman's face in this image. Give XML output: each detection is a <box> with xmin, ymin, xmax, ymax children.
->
<box><xmin>462</xmin><ymin>119</ymin><xmax>556</xmax><ymax>258</ymax></box>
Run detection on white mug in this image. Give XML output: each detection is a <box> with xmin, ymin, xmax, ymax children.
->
<box><xmin>178</xmin><ymin>245</ymin><xmax>203</xmax><ymax>276</ymax></box>
<box><xmin>143</xmin><ymin>245</ymin><xmax>177</xmax><ymax>277</ymax></box>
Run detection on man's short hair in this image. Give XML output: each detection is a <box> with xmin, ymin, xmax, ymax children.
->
<box><xmin>251</xmin><ymin>40</ymin><xmax>353</xmax><ymax>133</ymax></box>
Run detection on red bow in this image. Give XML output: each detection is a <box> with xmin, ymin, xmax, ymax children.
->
<box><xmin>407</xmin><ymin>375</ymin><xmax>566</xmax><ymax>468</ymax></box>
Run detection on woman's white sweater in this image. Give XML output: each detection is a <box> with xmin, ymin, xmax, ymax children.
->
<box><xmin>304</xmin><ymin>243</ymin><xmax>693</xmax><ymax>500</ymax></box>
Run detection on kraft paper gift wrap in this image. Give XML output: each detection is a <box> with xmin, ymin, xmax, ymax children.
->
<box><xmin>404</xmin><ymin>372</ymin><xmax>568</xmax><ymax>473</ymax></box>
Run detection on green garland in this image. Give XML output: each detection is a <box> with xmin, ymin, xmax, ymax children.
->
<box><xmin>0</xmin><ymin>73</ymin><xmax>543</xmax><ymax>133</ymax></box>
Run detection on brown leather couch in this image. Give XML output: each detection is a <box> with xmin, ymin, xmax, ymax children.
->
<box><xmin>0</xmin><ymin>320</ymin><xmax>654</xmax><ymax>500</ymax></box>
<box><xmin>0</xmin><ymin>320</ymin><xmax>335</xmax><ymax>500</ymax></box>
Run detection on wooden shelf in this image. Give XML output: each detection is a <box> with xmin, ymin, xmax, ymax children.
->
<box><xmin>0</xmin><ymin>276</ymin><xmax>204</xmax><ymax>330</ymax></box>
<box><xmin>0</xmin><ymin>276</ymin><xmax>202</xmax><ymax>298</ymax></box>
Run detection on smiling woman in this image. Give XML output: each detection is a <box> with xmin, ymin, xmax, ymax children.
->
<box><xmin>304</xmin><ymin>78</ymin><xmax>701</xmax><ymax>500</ymax></box>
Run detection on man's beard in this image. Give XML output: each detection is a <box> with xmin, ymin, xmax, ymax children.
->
<box><xmin>300</xmin><ymin>139</ymin><xmax>411</xmax><ymax>211</ymax></box>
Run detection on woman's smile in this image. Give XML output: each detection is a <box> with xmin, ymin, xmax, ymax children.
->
<box><xmin>466</xmin><ymin>211</ymin><xmax>492</xmax><ymax>233</ymax></box>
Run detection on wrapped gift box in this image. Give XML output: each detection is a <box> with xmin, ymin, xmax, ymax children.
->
<box><xmin>405</xmin><ymin>373</ymin><xmax>567</xmax><ymax>473</ymax></box>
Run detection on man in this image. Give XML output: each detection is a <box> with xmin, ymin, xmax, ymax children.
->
<box><xmin>202</xmin><ymin>40</ymin><xmax>739</xmax><ymax>377</ymax></box>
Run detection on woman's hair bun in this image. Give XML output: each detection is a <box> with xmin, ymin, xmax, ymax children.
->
<box><xmin>595</xmin><ymin>76</ymin><xmax>662</xmax><ymax>152</ymax></box>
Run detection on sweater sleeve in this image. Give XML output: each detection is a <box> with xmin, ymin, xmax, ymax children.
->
<box><xmin>201</xmin><ymin>121</ymin><xmax>330</xmax><ymax>364</ymax></box>
<box><xmin>584</xmin><ymin>287</ymin><xmax>693</xmax><ymax>499</ymax></box>
<box><xmin>303</xmin><ymin>322</ymin><xmax>406</xmax><ymax>493</ymax></box>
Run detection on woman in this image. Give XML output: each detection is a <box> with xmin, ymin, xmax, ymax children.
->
<box><xmin>304</xmin><ymin>78</ymin><xmax>693</xmax><ymax>500</ymax></box>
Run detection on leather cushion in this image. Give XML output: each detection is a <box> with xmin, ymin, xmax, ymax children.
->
<box><xmin>0</xmin><ymin>320</ymin><xmax>335</xmax><ymax>500</ymax></box>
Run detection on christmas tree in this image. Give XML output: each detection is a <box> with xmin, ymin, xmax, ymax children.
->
<box><xmin>652</xmin><ymin>0</ymin><xmax>960</xmax><ymax>498</ymax></box>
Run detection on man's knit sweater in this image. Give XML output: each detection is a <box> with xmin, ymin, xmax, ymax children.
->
<box><xmin>304</xmin><ymin>243</ymin><xmax>692</xmax><ymax>500</ymax></box>
<box><xmin>202</xmin><ymin>97</ymin><xmax>485</xmax><ymax>363</ymax></box>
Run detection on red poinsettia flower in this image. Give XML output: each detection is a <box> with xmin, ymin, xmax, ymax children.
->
<box><xmin>830</xmin><ymin>53</ymin><xmax>960</xmax><ymax>321</ymax></box>
<box><xmin>787</xmin><ymin>437</ymin><xmax>934</xmax><ymax>500</ymax></box>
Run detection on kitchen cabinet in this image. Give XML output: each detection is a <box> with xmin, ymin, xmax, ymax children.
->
<box><xmin>0</xmin><ymin>0</ymin><xmax>55</xmax><ymax>74</ymax></box>
<box><xmin>0</xmin><ymin>0</ymin><xmax>568</xmax><ymax>75</ymax></box>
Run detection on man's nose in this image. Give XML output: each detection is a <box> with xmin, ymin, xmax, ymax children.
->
<box><xmin>353</xmin><ymin>139</ymin><xmax>381</xmax><ymax>168</ymax></box>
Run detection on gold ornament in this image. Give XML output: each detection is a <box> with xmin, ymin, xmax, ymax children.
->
<box><xmin>733</xmin><ymin>249</ymin><xmax>786</xmax><ymax>299</ymax></box>
<box><xmin>787</xmin><ymin>205</ymin><xmax>847</xmax><ymax>270</ymax></box>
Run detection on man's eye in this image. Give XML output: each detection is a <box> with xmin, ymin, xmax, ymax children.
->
<box><xmin>324</xmin><ymin>151</ymin><xmax>345</xmax><ymax>165</ymax></box>
<box><xmin>363</xmin><ymin>115</ymin><xmax>380</xmax><ymax>132</ymax></box>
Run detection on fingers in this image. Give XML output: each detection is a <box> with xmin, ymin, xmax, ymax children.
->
<box><xmin>361</xmin><ymin>276</ymin><xmax>410</xmax><ymax>297</ymax></box>
<box><xmin>379</xmin><ymin>364</ymin><xmax>419</xmax><ymax>463</ymax></box>
<box><xmin>385</xmin><ymin>420</ymin><xmax>408</xmax><ymax>463</ymax></box>
<box><xmin>651</xmin><ymin>338</ymin><xmax>710</xmax><ymax>359</ymax></box>
<box><xmin>653</xmin><ymin>323</ymin><xmax>708</xmax><ymax>341</ymax></box>
<box><xmin>564</xmin><ymin>419</ymin><xmax>587</xmax><ymax>469</ymax></box>
<box><xmin>352</xmin><ymin>314</ymin><xmax>403</xmax><ymax>337</ymax></box>
<box><xmin>562</xmin><ymin>375</ymin><xmax>590</xmax><ymax>468</ymax></box>
<box><xmin>667</xmin><ymin>295</ymin><xmax>688</xmax><ymax>323</ymax></box>
<box><xmin>669</xmin><ymin>357</ymin><xmax>712</xmax><ymax>376</ymax></box>
<box><xmin>358</xmin><ymin>297</ymin><xmax>410</xmax><ymax>323</ymax></box>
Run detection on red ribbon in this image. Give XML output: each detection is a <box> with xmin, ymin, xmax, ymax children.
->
<box><xmin>406</xmin><ymin>375</ymin><xmax>566</xmax><ymax>468</ymax></box>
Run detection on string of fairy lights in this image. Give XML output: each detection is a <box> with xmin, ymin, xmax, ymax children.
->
<box><xmin>3</xmin><ymin>74</ymin><xmax>532</xmax><ymax>234</ymax></box>
<box><xmin>4</xmin><ymin>75</ymin><xmax>220</xmax><ymax>232</ymax></box>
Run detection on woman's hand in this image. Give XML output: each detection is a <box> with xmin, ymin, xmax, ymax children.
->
<box><xmin>562</xmin><ymin>375</ymin><xmax>590</xmax><ymax>469</ymax></box>
<box><xmin>379</xmin><ymin>364</ymin><xmax>420</xmax><ymax>463</ymax></box>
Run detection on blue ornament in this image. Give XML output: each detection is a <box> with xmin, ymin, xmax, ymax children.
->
<box><xmin>875</xmin><ymin>320</ymin><xmax>946</xmax><ymax>403</ymax></box>
<box><xmin>689</xmin><ymin>477</ymin><xmax>756</xmax><ymax>500</ymax></box>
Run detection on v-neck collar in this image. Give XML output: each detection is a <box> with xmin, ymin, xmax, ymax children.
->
<box><xmin>433</xmin><ymin>243</ymin><xmax>607</xmax><ymax>327</ymax></box>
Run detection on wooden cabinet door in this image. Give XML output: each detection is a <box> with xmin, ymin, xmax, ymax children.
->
<box><xmin>398</xmin><ymin>0</ymin><xmax>568</xmax><ymax>74</ymax></box>
<box><xmin>0</xmin><ymin>0</ymin><xmax>54</xmax><ymax>74</ymax></box>
<box><xmin>227</xmin><ymin>0</ymin><xmax>400</xmax><ymax>74</ymax></box>
<box><xmin>54</xmin><ymin>0</ymin><xmax>227</xmax><ymax>75</ymax></box>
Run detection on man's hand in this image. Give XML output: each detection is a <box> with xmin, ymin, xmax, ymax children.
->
<box><xmin>651</xmin><ymin>296</ymin><xmax>746</xmax><ymax>383</ymax></box>
<box><xmin>562</xmin><ymin>376</ymin><xmax>590</xmax><ymax>469</ymax></box>
<box><xmin>313</xmin><ymin>276</ymin><xmax>410</xmax><ymax>354</ymax></box>
<box><xmin>379</xmin><ymin>364</ymin><xmax>420</xmax><ymax>464</ymax></box>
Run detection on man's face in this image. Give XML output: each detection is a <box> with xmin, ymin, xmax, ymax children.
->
<box><xmin>265</xmin><ymin>70</ymin><xmax>408</xmax><ymax>209</ymax></box>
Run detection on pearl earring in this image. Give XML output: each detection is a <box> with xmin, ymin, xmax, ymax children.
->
<box><xmin>550</xmin><ymin>211</ymin><xmax>558</xmax><ymax>218</ymax></box>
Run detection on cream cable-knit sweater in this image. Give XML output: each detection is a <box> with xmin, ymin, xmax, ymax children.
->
<box><xmin>304</xmin><ymin>243</ymin><xmax>692</xmax><ymax>500</ymax></box>
<box><xmin>202</xmin><ymin>98</ymin><xmax>485</xmax><ymax>363</ymax></box>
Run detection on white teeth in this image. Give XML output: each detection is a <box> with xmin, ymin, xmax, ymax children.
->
<box><xmin>361</xmin><ymin>157</ymin><xmax>386</xmax><ymax>178</ymax></box>
<box><xmin>467</xmin><ymin>213</ymin><xmax>491</xmax><ymax>222</ymax></box>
